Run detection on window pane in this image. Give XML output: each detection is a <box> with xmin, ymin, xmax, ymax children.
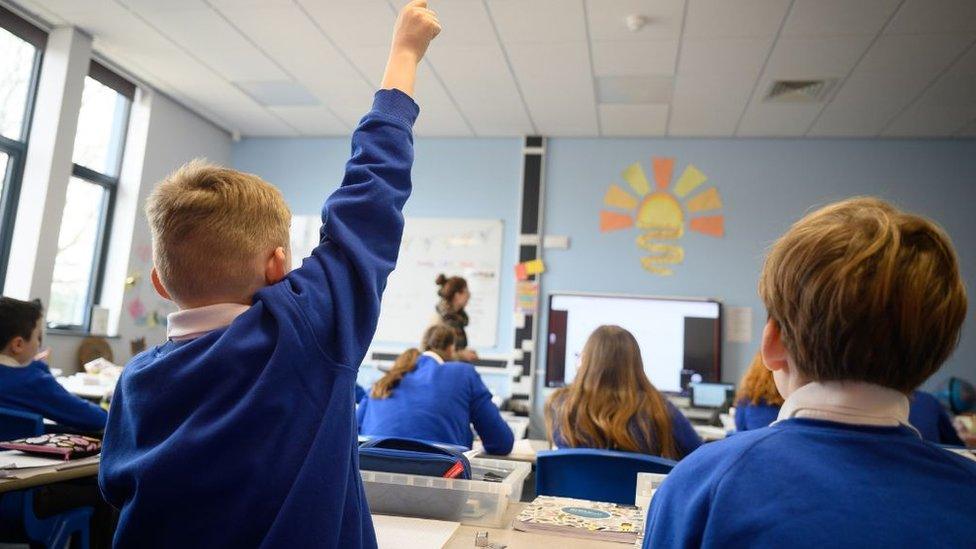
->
<box><xmin>0</xmin><ymin>26</ymin><xmax>36</xmax><ymax>141</ymax></box>
<box><xmin>72</xmin><ymin>76</ymin><xmax>129</xmax><ymax>176</ymax></box>
<box><xmin>0</xmin><ymin>150</ymin><xmax>8</xmax><ymax>201</ymax></box>
<box><xmin>48</xmin><ymin>177</ymin><xmax>106</xmax><ymax>328</ymax></box>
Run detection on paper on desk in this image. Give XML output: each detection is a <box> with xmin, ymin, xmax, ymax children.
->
<box><xmin>372</xmin><ymin>514</ymin><xmax>459</xmax><ymax>549</ymax></box>
<box><xmin>0</xmin><ymin>451</ymin><xmax>67</xmax><ymax>469</ymax></box>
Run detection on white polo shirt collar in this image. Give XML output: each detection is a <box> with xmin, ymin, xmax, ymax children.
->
<box><xmin>775</xmin><ymin>381</ymin><xmax>917</xmax><ymax>435</ymax></box>
<box><xmin>167</xmin><ymin>303</ymin><xmax>250</xmax><ymax>342</ymax></box>
<box><xmin>421</xmin><ymin>350</ymin><xmax>445</xmax><ymax>364</ymax></box>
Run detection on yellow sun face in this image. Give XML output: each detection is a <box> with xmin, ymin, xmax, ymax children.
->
<box><xmin>599</xmin><ymin>157</ymin><xmax>724</xmax><ymax>276</ymax></box>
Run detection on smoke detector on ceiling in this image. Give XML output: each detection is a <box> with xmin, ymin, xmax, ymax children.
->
<box><xmin>625</xmin><ymin>14</ymin><xmax>649</xmax><ymax>32</ymax></box>
<box><xmin>764</xmin><ymin>79</ymin><xmax>836</xmax><ymax>103</ymax></box>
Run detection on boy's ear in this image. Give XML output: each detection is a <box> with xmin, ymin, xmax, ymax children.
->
<box><xmin>150</xmin><ymin>268</ymin><xmax>173</xmax><ymax>301</ymax></box>
<box><xmin>265</xmin><ymin>247</ymin><xmax>288</xmax><ymax>286</ymax></box>
<box><xmin>761</xmin><ymin>319</ymin><xmax>789</xmax><ymax>372</ymax></box>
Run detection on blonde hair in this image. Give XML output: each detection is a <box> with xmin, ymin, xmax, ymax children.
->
<box><xmin>736</xmin><ymin>353</ymin><xmax>783</xmax><ymax>406</ymax></box>
<box><xmin>759</xmin><ymin>197</ymin><xmax>967</xmax><ymax>393</ymax></box>
<box><xmin>146</xmin><ymin>159</ymin><xmax>291</xmax><ymax>305</ymax></box>
<box><xmin>545</xmin><ymin>325</ymin><xmax>680</xmax><ymax>459</ymax></box>
<box><xmin>371</xmin><ymin>324</ymin><xmax>457</xmax><ymax>399</ymax></box>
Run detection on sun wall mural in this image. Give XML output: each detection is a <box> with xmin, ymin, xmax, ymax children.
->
<box><xmin>599</xmin><ymin>157</ymin><xmax>724</xmax><ymax>276</ymax></box>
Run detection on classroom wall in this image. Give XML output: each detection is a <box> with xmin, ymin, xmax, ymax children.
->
<box><xmin>45</xmin><ymin>92</ymin><xmax>231</xmax><ymax>374</ymax></box>
<box><xmin>232</xmin><ymin>137</ymin><xmax>523</xmax><ymax>357</ymax></box>
<box><xmin>231</xmin><ymin>135</ymin><xmax>976</xmax><ymax>435</ymax></box>
<box><xmin>536</xmin><ymin>137</ymin><xmax>976</xmax><ymax>432</ymax></box>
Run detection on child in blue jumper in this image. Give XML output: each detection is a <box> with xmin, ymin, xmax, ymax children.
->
<box><xmin>357</xmin><ymin>324</ymin><xmax>514</xmax><ymax>454</ymax></box>
<box><xmin>98</xmin><ymin>3</ymin><xmax>441</xmax><ymax>547</ymax></box>
<box><xmin>644</xmin><ymin>198</ymin><xmax>976</xmax><ymax>547</ymax></box>
<box><xmin>0</xmin><ymin>297</ymin><xmax>107</xmax><ymax>432</ymax></box>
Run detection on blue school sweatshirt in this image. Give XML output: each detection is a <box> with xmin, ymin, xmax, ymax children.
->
<box><xmin>356</xmin><ymin>354</ymin><xmax>514</xmax><ymax>454</ymax></box>
<box><xmin>549</xmin><ymin>397</ymin><xmax>702</xmax><ymax>459</ymax></box>
<box><xmin>909</xmin><ymin>390</ymin><xmax>965</xmax><ymax>446</ymax></box>
<box><xmin>733</xmin><ymin>398</ymin><xmax>780</xmax><ymax>432</ymax></box>
<box><xmin>98</xmin><ymin>89</ymin><xmax>419</xmax><ymax>549</ymax></box>
<box><xmin>0</xmin><ymin>361</ymin><xmax>107</xmax><ymax>432</ymax></box>
<box><xmin>643</xmin><ymin>418</ymin><xmax>976</xmax><ymax>548</ymax></box>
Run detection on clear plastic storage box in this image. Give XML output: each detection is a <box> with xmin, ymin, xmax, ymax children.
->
<box><xmin>362</xmin><ymin>457</ymin><xmax>531</xmax><ymax>527</ymax></box>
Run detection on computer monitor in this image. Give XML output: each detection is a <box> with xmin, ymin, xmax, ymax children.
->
<box><xmin>690</xmin><ymin>382</ymin><xmax>735</xmax><ymax>409</ymax></box>
<box><xmin>545</xmin><ymin>293</ymin><xmax>722</xmax><ymax>393</ymax></box>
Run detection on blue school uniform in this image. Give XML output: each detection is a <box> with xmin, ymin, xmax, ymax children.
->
<box><xmin>909</xmin><ymin>390</ymin><xmax>965</xmax><ymax>446</ymax></box>
<box><xmin>548</xmin><ymin>396</ymin><xmax>702</xmax><ymax>458</ymax></box>
<box><xmin>0</xmin><ymin>360</ymin><xmax>107</xmax><ymax>432</ymax></box>
<box><xmin>733</xmin><ymin>398</ymin><xmax>780</xmax><ymax>432</ymax></box>
<box><xmin>357</xmin><ymin>354</ymin><xmax>514</xmax><ymax>455</ymax></box>
<box><xmin>99</xmin><ymin>89</ymin><xmax>419</xmax><ymax>548</ymax></box>
<box><xmin>355</xmin><ymin>383</ymin><xmax>367</xmax><ymax>404</ymax></box>
<box><xmin>643</xmin><ymin>418</ymin><xmax>976</xmax><ymax>548</ymax></box>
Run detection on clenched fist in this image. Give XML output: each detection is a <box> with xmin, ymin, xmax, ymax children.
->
<box><xmin>391</xmin><ymin>0</ymin><xmax>442</xmax><ymax>63</ymax></box>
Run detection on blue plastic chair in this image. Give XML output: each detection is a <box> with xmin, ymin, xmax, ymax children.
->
<box><xmin>0</xmin><ymin>406</ymin><xmax>92</xmax><ymax>548</ymax></box>
<box><xmin>536</xmin><ymin>448</ymin><xmax>677</xmax><ymax>505</ymax></box>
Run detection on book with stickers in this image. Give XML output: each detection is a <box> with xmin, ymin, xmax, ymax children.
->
<box><xmin>514</xmin><ymin>495</ymin><xmax>645</xmax><ymax>543</ymax></box>
<box><xmin>0</xmin><ymin>434</ymin><xmax>101</xmax><ymax>461</ymax></box>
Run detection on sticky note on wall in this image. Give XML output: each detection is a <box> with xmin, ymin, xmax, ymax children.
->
<box><xmin>524</xmin><ymin>259</ymin><xmax>546</xmax><ymax>275</ymax></box>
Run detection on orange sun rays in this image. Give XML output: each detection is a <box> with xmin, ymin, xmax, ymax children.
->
<box><xmin>599</xmin><ymin>157</ymin><xmax>725</xmax><ymax>274</ymax></box>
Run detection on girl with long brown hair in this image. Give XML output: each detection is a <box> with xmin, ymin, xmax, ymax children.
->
<box><xmin>357</xmin><ymin>324</ymin><xmax>513</xmax><ymax>454</ymax></box>
<box><xmin>545</xmin><ymin>325</ymin><xmax>701</xmax><ymax>459</ymax></box>
<box><xmin>734</xmin><ymin>352</ymin><xmax>784</xmax><ymax>432</ymax></box>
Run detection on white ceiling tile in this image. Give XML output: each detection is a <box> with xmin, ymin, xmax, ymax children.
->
<box><xmin>411</xmin><ymin>64</ymin><xmax>472</xmax><ymax>136</ymax></box>
<box><xmin>487</xmin><ymin>0</ymin><xmax>586</xmax><ymax>43</ymax></box>
<box><xmin>426</xmin><ymin>46</ymin><xmax>534</xmax><ymax>135</ymax></box>
<box><xmin>505</xmin><ymin>41</ymin><xmax>598</xmax><ymax>135</ymax></box>
<box><xmin>585</xmin><ymin>0</ymin><xmax>686</xmax><ymax>41</ymax></box>
<box><xmin>119</xmin><ymin>0</ymin><xmax>208</xmax><ymax>11</ymax></box>
<box><xmin>139</xmin><ymin>8</ymin><xmax>249</xmax><ymax>50</ymax></box>
<box><xmin>200</xmin><ymin>49</ymin><xmax>289</xmax><ymax>82</ymax></box>
<box><xmin>919</xmin><ymin>62</ymin><xmax>976</xmax><ymax>107</ymax></box>
<box><xmin>678</xmin><ymin>37</ymin><xmax>774</xmax><ymax>78</ymax></box>
<box><xmin>296</xmin><ymin>0</ymin><xmax>395</xmax><ymax>48</ymax></box>
<box><xmin>669</xmin><ymin>107</ymin><xmax>740</xmax><ymax>136</ymax></box>
<box><xmin>672</xmin><ymin>72</ymin><xmax>758</xmax><ymax>107</ymax></box>
<box><xmin>886</xmin><ymin>0</ymin><xmax>976</xmax><ymax>35</ymax></box>
<box><xmin>882</xmin><ymin>103</ymin><xmax>976</xmax><ymax>137</ymax></box>
<box><xmin>344</xmin><ymin>46</ymin><xmax>391</xmax><ymax>88</ymax></box>
<box><xmin>737</xmin><ymin>101</ymin><xmax>823</xmax><ymax>136</ymax></box>
<box><xmin>685</xmin><ymin>0</ymin><xmax>791</xmax><ymax>38</ymax></box>
<box><xmin>24</xmin><ymin>0</ymin><xmax>119</xmax><ymax>16</ymax></box>
<box><xmin>431</xmin><ymin>0</ymin><xmax>497</xmax><ymax>46</ymax></box>
<box><xmin>599</xmin><ymin>104</ymin><xmax>668</xmax><ymax>136</ymax></box>
<box><xmin>764</xmin><ymin>36</ymin><xmax>874</xmax><ymax>77</ymax></box>
<box><xmin>267</xmin><ymin>106</ymin><xmax>348</xmax><ymax>136</ymax></box>
<box><xmin>591</xmin><ymin>40</ymin><xmax>679</xmax><ymax>76</ymax></box>
<box><xmin>783</xmin><ymin>0</ymin><xmax>901</xmax><ymax>37</ymax></box>
<box><xmin>209</xmin><ymin>0</ymin><xmax>294</xmax><ymax>6</ymax></box>
<box><xmin>857</xmin><ymin>34</ymin><xmax>973</xmax><ymax>80</ymax></box>
<box><xmin>957</xmin><ymin>118</ymin><xmax>976</xmax><ymax>136</ymax></box>
<box><xmin>810</xmin><ymin>71</ymin><xmax>932</xmax><ymax>136</ymax></box>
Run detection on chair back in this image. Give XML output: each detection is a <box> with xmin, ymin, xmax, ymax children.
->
<box><xmin>0</xmin><ymin>407</ymin><xmax>43</xmax><ymax>441</ymax></box>
<box><xmin>536</xmin><ymin>448</ymin><xmax>676</xmax><ymax>505</ymax></box>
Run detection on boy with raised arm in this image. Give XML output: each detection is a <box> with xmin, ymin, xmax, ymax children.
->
<box><xmin>98</xmin><ymin>3</ymin><xmax>440</xmax><ymax>546</ymax></box>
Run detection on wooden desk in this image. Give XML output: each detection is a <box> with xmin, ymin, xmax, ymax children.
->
<box><xmin>0</xmin><ymin>456</ymin><xmax>99</xmax><ymax>494</ymax></box>
<box><xmin>444</xmin><ymin>503</ymin><xmax>628</xmax><ymax>548</ymax></box>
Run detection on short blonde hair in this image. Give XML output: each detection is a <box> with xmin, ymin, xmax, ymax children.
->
<box><xmin>759</xmin><ymin>197</ymin><xmax>967</xmax><ymax>393</ymax></box>
<box><xmin>146</xmin><ymin>159</ymin><xmax>291</xmax><ymax>304</ymax></box>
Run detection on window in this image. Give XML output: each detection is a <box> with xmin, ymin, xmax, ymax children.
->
<box><xmin>0</xmin><ymin>6</ymin><xmax>45</xmax><ymax>288</ymax></box>
<box><xmin>47</xmin><ymin>62</ymin><xmax>133</xmax><ymax>331</ymax></box>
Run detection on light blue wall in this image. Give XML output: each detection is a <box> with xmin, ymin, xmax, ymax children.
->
<box><xmin>539</xmin><ymin>138</ymin><xmax>976</xmax><ymax>425</ymax></box>
<box><xmin>232</xmin><ymin>137</ymin><xmax>523</xmax><ymax>356</ymax></box>
<box><xmin>233</xmin><ymin>136</ymin><xmax>976</xmax><ymax>434</ymax></box>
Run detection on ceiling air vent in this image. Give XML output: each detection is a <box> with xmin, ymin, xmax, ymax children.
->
<box><xmin>763</xmin><ymin>79</ymin><xmax>835</xmax><ymax>103</ymax></box>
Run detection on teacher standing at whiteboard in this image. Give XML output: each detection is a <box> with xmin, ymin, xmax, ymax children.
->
<box><xmin>434</xmin><ymin>274</ymin><xmax>478</xmax><ymax>362</ymax></box>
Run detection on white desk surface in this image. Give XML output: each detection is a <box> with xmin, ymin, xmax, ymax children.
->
<box><xmin>55</xmin><ymin>374</ymin><xmax>113</xmax><ymax>400</ymax></box>
<box><xmin>473</xmin><ymin>438</ymin><xmax>551</xmax><ymax>463</ymax></box>
<box><xmin>443</xmin><ymin>503</ymin><xmax>627</xmax><ymax>549</ymax></box>
<box><xmin>373</xmin><ymin>514</ymin><xmax>460</xmax><ymax>549</ymax></box>
<box><xmin>693</xmin><ymin>425</ymin><xmax>728</xmax><ymax>441</ymax></box>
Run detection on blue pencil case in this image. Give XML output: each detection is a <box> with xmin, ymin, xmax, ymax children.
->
<box><xmin>359</xmin><ymin>437</ymin><xmax>471</xmax><ymax>480</ymax></box>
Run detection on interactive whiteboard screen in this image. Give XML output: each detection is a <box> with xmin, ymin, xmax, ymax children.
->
<box><xmin>546</xmin><ymin>293</ymin><xmax>721</xmax><ymax>393</ymax></box>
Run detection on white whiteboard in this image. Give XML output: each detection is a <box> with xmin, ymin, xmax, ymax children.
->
<box><xmin>290</xmin><ymin>216</ymin><xmax>502</xmax><ymax>348</ymax></box>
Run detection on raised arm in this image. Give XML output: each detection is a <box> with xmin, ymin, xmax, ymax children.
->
<box><xmin>281</xmin><ymin>1</ymin><xmax>440</xmax><ymax>367</ymax></box>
